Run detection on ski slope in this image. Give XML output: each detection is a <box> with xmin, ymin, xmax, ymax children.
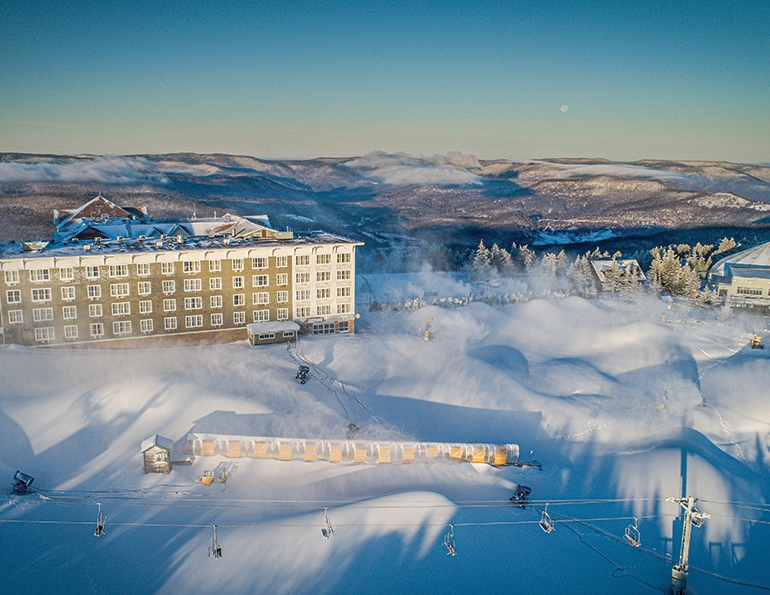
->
<box><xmin>1</xmin><ymin>275</ymin><xmax>770</xmax><ymax>594</ymax></box>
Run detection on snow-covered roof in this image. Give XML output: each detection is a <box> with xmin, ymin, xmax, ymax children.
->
<box><xmin>140</xmin><ymin>434</ymin><xmax>174</xmax><ymax>453</ymax></box>
<box><xmin>589</xmin><ymin>259</ymin><xmax>646</xmax><ymax>282</ymax></box>
<box><xmin>711</xmin><ymin>242</ymin><xmax>770</xmax><ymax>278</ymax></box>
<box><xmin>247</xmin><ymin>321</ymin><xmax>300</xmax><ymax>335</ymax></box>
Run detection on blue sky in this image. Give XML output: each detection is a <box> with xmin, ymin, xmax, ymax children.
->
<box><xmin>1</xmin><ymin>0</ymin><xmax>768</xmax><ymax>161</ymax></box>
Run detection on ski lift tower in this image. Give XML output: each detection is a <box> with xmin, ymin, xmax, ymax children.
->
<box><xmin>667</xmin><ymin>496</ymin><xmax>710</xmax><ymax>595</ymax></box>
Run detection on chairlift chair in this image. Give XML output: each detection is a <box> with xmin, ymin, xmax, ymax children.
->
<box><xmin>509</xmin><ymin>484</ymin><xmax>531</xmax><ymax>508</ymax></box>
<box><xmin>624</xmin><ymin>517</ymin><xmax>640</xmax><ymax>547</ymax></box>
<box><xmin>94</xmin><ymin>502</ymin><xmax>106</xmax><ymax>537</ymax></box>
<box><xmin>296</xmin><ymin>365</ymin><xmax>310</xmax><ymax>384</ymax></box>
<box><xmin>322</xmin><ymin>508</ymin><xmax>334</xmax><ymax>539</ymax></box>
<box><xmin>12</xmin><ymin>470</ymin><xmax>34</xmax><ymax>494</ymax></box>
<box><xmin>208</xmin><ymin>525</ymin><xmax>222</xmax><ymax>559</ymax></box>
<box><xmin>539</xmin><ymin>504</ymin><xmax>555</xmax><ymax>533</ymax></box>
<box><xmin>443</xmin><ymin>524</ymin><xmax>457</xmax><ymax>556</ymax></box>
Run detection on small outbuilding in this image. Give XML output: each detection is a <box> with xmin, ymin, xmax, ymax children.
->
<box><xmin>247</xmin><ymin>321</ymin><xmax>300</xmax><ymax>346</ymax></box>
<box><xmin>141</xmin><ymin>434</ymin><xmax>174</xmax><ymax>473</ymax></box>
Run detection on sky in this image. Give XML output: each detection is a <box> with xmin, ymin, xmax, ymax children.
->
<box><xmin>1</xmin><ymin>0</ymin><xmax>768</xmax><ymax>162</ymax></box>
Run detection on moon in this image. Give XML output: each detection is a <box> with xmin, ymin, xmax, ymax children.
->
<box><xmin>560</xmin><ymin>105</ymin><xmax>569</xmax><ymax>113</ymax></box>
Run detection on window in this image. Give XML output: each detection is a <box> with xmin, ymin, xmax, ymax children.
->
<box><xmin>337</xmin><ymin>253</ymin><xmax>351</xmax><ymax>263</ymax></box>
<box><xmin>296</xmin><ymin>255</ymin><xmax>310</xmax><ymax>266</ymax></box>
<box><xmin>163</xmin><ymin>298</ymin><xmax>177</xmax><ymax>312</ymax></box>
<box><xmin>64</xmin><ymin>325</ymin><xmax>78</xmax><ymax>340</ymax></box>
<box><xmin>61</xmin><ymin>286</ymin><xmax>76</xmax><ymax>301</ymax></box>
<box><xmin>210</xmin><ymin>295</ymin><xmax>222</xmax><ymax>308</ymax></box>
<box><xmin>277</xmin><ymin>308</ymin><xmax>289</xmax><ymax>321</ymax></box>
<box><xmin>316</xmin><ymin>305</ymin><xmax>331</xmax><ymax>316</ymax></box>
<box><xmin>140</xmin><ymin>319</ymin><xmax>154</xmax><ymax>333</ymax></box>
<box><xmin>112</xmin><ymin>320</ymin><xmax>132</xmax><ymax>335</ymax></box>
<box><xmin>233</xmin><ymin>294</ymin><xmax>246</xmax><ymax>307</ymax></box>
<box><xmin>185</xmin><ymin>297</ymin><xmax>203</xmax><ymax>310</ymax></box>
<box><xmin>110</xmin><ymin>283</ymin><xmax>130</xmax><ymax>298</ymax></box>
<box><xmin>317</xmin><ymin>271</ymin><xmax>331</xmax><ymax>282</ymax></box>
<box><xmin>185</xmin><ymin>314</ymin><xmax>204</xmax><ymax>328</ymax></box>
<box><xmin>253</xmin><ymin>309</ymin><xmax>270</xmax><ymax>322</ymax></box>
<box><xmin>211</xmin><ymin>313</ymin><xmax>224</xmax><ymax>326</ymax></box>
<box><xmin>337</xmin><ymin>303</ymin><xmax>351</xmax><ymax>314</ymax></box>
<box><xmin>254</xmin><ymin>292</ymin><xmax>269</xmax><ymax>305</ymax></box>
<box><xmin>31</xmin><ymin>288</ymin><xmax>52</xmax><ymax>302</ymax></box>
<box><xmin>252</xmin><ymin>275</ymin><xmax>268</xmax><ymax>287</ymax></box>
<box><xmin>313</xmin><ymin>322</ymin><xmax>335</xmax><ymax>335</ymax></box>
<box><xmin>276</xmin><ymin>273</ymin><xmax>288</xmax><ymax>286</ymax></box>
<box><xmin>296</xmin><ymin>306</ymin><xmax>311</xmax><ymax>317</ymax></box>
<box><xmin>162</xmin><ymin>280</ymin><xmax>175</xmax><ymax>294</ymax></box>
<box><xmin>233</xmin><ymin>276</ymin><xmax>245</xmax><ymax>289</ymax></box>
<box><xmin>30</xmin><ymin>269</ymin><xmax>50</xmax><ymax>282</ymax></box>
<box><xmin>737</xmin><ymin>287</ymin><xmax>762</xmax><ymax>296</ymax></box>
<box><xmin>183</xmin><ymin>261</ymin><xmax>201</xmax><ymax>274</ymax></box>
<box><xmin>184</xmin><ymin>278</ymin><xmax>202</xmax><ymax>292</ymax></box>
<box><xmin>258</xmin><ymin>333</ymin><xmax>276</xmax><ymax>340</ymax></box>
<box><xmin>87</xmin><ymin>285</ymin><xmax>102</xmax><ymax>299</ymax></box>
<box><xmin>111</xmin><ymin>302</ymin><xmax>130</xmax><ymax>316</ymax></box>
<box><xmin>108</xmin><ymin>264</ymin><xmax>129</xmax><ymax>278</ymax></box>
<box><xmin>337</xmin><ymin>286</ymin><xmax>351</xmax><ymax>297</ymax></box>
<box><xmin>161</xmin><ymin>262</ymin><xmax>175</xmax><ymax>275</ymax></box>
<box><xmin>231</xmin><ymin>258</ymin><xmax>244</xmax><ymax>271</ymax></box>
<box><xmin>276</xmin><ymin>256</ymin><xmax>288</xmax><ymax>268</ymax></box>
<box><xmin>139</xmin><ymin>300</ymin><xmax>152</xmax><ymax>314</ymax></box>
<box><xmin>89</xmin><ymin>304</ymin><xmax>103</xmax><ymax>317</ymax></box>
<box><xmin>295</xmin><ymin>289</ymin><xmax>310</xmax><ymax>301</ymax></box>
<box><xmin>85</xmin><ymin>266</ymin><xmax>100</xmax><ymax>279</ymax></box>
<box><xmin>63</xmin><ymin>305</ymin><xmax>77</xmax><ymax>320</ymax></box>
<box><xmin>35</xmin><ymin>327</ymin><xmax>55</xmax><ymax>342</ymax></box>
<box><xmin>164</xmin><ymin>317</ymin><xmax>177</xmax><ymax>331</ymax></box>
<box><xmin>317</xmin><ymin>288</ymin><xmax>331</xmax><ymax>299</ymax></box>
<box><xmin>252</xmin><ymin>257</ymin><xmax>268</xmax><ymax>270</ymax></box>
<box><xmin>338</xmin><ymin>321</ymin><xmax>350</xmax><ymax>333</ymax></box>
<box><xmin>233</xmin><ymin>312</ymin><xmax>246</xmax><ymax>324</ymax></box>
<box><xmin>6</xmin><ymin>289</ymin><xmax>21</xmax><ymax>304</ymax></box>
<box><xmin>59</xmin><ymin>267</ymin><xmax>74</xmax><ymax>280</ymax></box>
<box><xmin>209</xmin><ymin>277</ymin><xmax>222</xmax><ymax>291</ymax></box>
<box><xmin>138</xmin><ymin>281</ymin><xmax>152</xmax><ymax>295</ymax></box>
<box><xmin>4</xmin><ymin>270</ymin><xmax>20</xmax><ymax>285</ymax></box>
<box><xmin>136</xmin><ymin>263</ymin><xmax>151</xmax><ymax>276</ymax></box>
<box><xmin>277</xmin><ymin>291</ymin><xmax>289</xmax><ymax>303</ymax></box>
<box><xmin>90</xmin><ymin>322</ymin><xmax>104</xmax><ymax>337</ymax></box>
<box><xmin>209</xmin><ymin>259</ymin><xmax>222</xmax><ymax>272</ymax></box>
<box><xmin>295</xmin><ymin>272</ymin><xmax>310</xmax><ymax>284</ymax></box>
<box><xmin>8</xmin><ymin>310</ymin><xmax>23</xmax><ymax>324</ymax></box>
<box><xmin>337</xmin><ymin>270</ymin><xmax>351</xmax><ymax>281</ymax></box>
<box><xmin>283</xmin><ymin>331</ymin><xmax>295</xmax><ymax>338</ymax></box>
<box><xmin>317</xmin><ymin>254</ymin><xmax>331</xmax><ymax>265</ymax></box>
<box><xmin>33</xmin><ymin>308</ymin><xmax>54</xmax><ymax>322</ymax></box>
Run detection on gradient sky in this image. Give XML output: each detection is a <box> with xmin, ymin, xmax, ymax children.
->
<box><xmin>1</xmin><ymin>0</ymin><xmax>768</xmax><ymax>162</ymax></box>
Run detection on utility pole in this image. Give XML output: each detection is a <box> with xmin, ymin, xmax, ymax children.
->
<box><xmin>667</xmin><ymin>496</ymin><xmax>711</xmax><ymax>595</ymax></box>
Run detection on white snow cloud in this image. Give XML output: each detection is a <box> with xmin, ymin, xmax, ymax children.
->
<box><xmin>540</xmin><ymin>161</ymin><xmax>692</xmax><ymax>182</ymax></box>
<box><xmin>345</xmin><ymin>151</ymin><xmax>483</xmax><ymax>186</ymax></box>
<box><xmin>0</xmin><ymin>156</ymin><xmax>171</xmax><ymax>185</ymax></box>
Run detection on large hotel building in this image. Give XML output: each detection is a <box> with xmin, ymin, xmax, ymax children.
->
<box><xmin>0</xmin><ymin>196</ymin><xmax>362</xmax><ymax>347</ymax></box>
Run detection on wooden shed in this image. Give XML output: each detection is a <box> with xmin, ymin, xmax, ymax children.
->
<box><xmin>247</xmin><ymin>321</ymin><xmax>300</xmax><ymax>345</ymax></box>
<box><xmin>141</xmin><ymin>434</ymin><xmax>174</xmax><ymax>473</ymax></box>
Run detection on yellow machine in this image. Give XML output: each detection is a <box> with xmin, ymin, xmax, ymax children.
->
<box><xmin>751</xmin><ymin>335</ymin><xmax>764</xmax><ymax>349</ymax></box>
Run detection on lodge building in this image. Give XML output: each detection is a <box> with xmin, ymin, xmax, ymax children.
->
<box><xmin>0</xmin><ymin>196</ymin><xmax>362</xmax><ymax>347</ymax></box>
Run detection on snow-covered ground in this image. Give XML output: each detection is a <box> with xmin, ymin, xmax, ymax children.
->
<box><xmin>2</xmin><ymin>274</ymin><xmax>770</xmax><ymax>594</ymax></box>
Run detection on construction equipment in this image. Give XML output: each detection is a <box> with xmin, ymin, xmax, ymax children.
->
<box><xmin>751</xmin><ymin>335</ymin><xmax>764</xmax><ymax>349</ymax></box>
<box><xmin>509</xmin><ymin>484</ymin><xmax>531</xmax><ymax>508</ymax></box>
<box><xmin>200</xmin><ymin>470</ymin><xmax>214</xmax><ymax>486</ymax></box>
<box><xmin>295</xmin><ymin>365</ymin><xmax>310</xmax><ymax>384</ymax></box>
<box><xmin>12</xmin><ymin>471</ymin><xmax>34</xmax><ymax>494</ymax></box>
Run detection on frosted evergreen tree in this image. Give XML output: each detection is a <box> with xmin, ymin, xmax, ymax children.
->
<box><xmin>489</xmin><ymin>243</ymin><xmax>502</xmax><ymax>273</ymax></box>
<box><xmin>715</xmin><ymin>237</ymin><xmax>737</xmax><ymax>255</ymax></box>
<box><xmin>499</xmin><ymin>248</ymin><xmax>514</xmax><ymax>277</ymax></box>
<box><xmin>472</xmin><ymin>240</ymin><xmax>491</xmax><ymax>280</ymax></box>
<box><xmin>555</xmin><ymin>250</ymin><xmax>568</xmax><ymax>276</ymax></box>
<box><xmin>519</xmin><ymin>245</ymin><xmax>537</xmax><ymax>273</ymax></box>
<box><xmin>568</xmin><ymin>254</ymin><xmax>598</xmax><ymax>297</ymax></box>
<box><xmin>541</xmin><ymin>252</ymin><xmax>558</xmax><ymax>276</ymax></box>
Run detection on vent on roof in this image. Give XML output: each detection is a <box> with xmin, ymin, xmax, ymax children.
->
<box><xmin>95</xmin><ymin>237</ymin><xmax>102</xmax><ymax>243</ymax></box>
<box><xmin>83</xmin><ymin>244</ymin><xmax>91</xmax><ymax>252</ymax></box>
<box><xmin>138</xmin><ymin>235</ymin><xmax>146</xmax><ymax>241</ymax></box>
<box><xmin>117</xmin><ymin>236</ymin><xmax>124</xmax><ymax>242</ymax></box>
